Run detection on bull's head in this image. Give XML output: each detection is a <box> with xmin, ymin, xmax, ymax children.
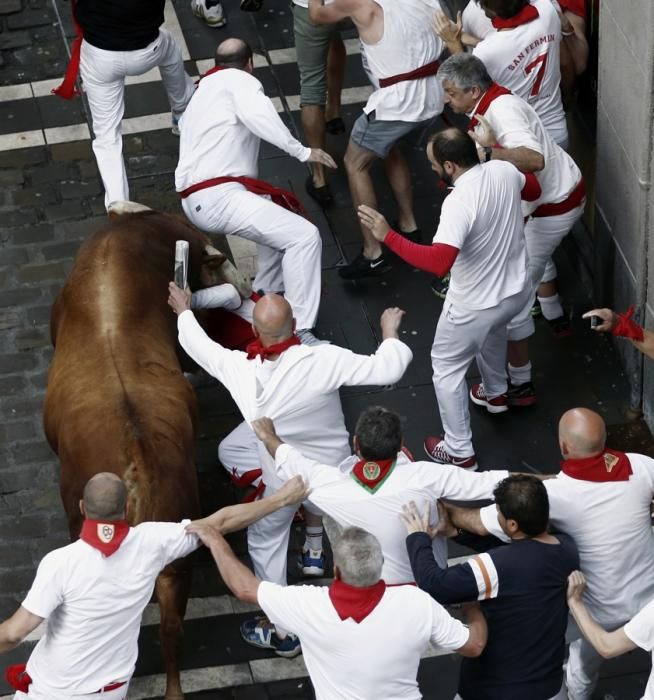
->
<box><xmin>201</xmin><ymin>243</ymin><xmax>252</xmax><ymax>299</ymax></box>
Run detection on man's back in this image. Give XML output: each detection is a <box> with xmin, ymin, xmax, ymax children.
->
<box><xmin>23</xmin><ymin>522</ymin><xmax>197</xmax><ymax>697</ymax></box>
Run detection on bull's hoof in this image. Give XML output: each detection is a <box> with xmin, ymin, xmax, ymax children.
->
<box><xmin>107</xmin><ymin>200</ymin><xmax>153</xmax><ymax>218</ymax></box>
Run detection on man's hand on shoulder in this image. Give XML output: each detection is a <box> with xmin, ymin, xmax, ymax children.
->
<box><xmin>168</xmin><ymin>282</ymin><xmax>192</xmax><ymax>316</ymax></box>
<box><xmin>308</xmin><ymin>149</ymin><xmax>337</xmax><ymax>169</ymax></box>
<box><xmin>380</xmin><ymin>307</ymin><xmax>406</xmax><ymax>339</ymax></box>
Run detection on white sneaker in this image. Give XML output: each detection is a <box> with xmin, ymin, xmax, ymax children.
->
<box><xmin>297</xmin><ymin>329</ymin><xmax>330</xmax><ymax>346</ymax></box>
<box><xmin>191</xmin><ymin>0</ymin><xmax>227</xmax><ymax>27</ymax></box>
<box><xmin>171</xmin><ymin>112</ymin><xmax>182</xmax><ymax>136</ymax></box>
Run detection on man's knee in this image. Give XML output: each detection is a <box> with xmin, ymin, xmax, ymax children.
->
<box><xmin>344</xmin><ymin>141</ymin><xmax>375</xmax><ymax>175</ymax></box>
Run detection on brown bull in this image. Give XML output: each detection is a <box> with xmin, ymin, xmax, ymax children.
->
<box><xmin>43</xmin><ymin>210</ymin><xmax>247</xmax><ymax>699</ymax></box>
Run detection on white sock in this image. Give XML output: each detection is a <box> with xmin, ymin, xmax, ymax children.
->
<box><xmin>508</xmin><ymin>362</ymin><xmax>532</xmax><ymax>386</ymax></box>
<box><xmin>304</xmin><ymin>526</ymin><xmax>323</xmax><ymax>553</ymax></box>
<box><xmin>538</xmin><ymin>294</ymin><xmax>564</xmax><ymax>321</ymax></box>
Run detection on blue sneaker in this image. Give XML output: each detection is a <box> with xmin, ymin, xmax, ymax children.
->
<box><xmin>240</xmin><ymin>617</ymin><xmax>302</xmax><ymax>658</ymax></box>
<box><xmin>300</xmin><ymin>547</ymin><xmax>325</xmax><ymax>577</ymax></box>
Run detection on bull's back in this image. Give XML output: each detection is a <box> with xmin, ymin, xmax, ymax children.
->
<box><xmin>45</xmin><ymin>214</ymin><xmax>204</xmax><ymax>535</ymax></box>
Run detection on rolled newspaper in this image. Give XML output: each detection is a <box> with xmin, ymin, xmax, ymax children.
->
<box><xmin>174</xmin><ymin>240</ymin><xmax>189</xmax><ymax>290</ymax></box>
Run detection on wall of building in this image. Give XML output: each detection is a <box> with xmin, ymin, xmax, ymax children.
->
<box><xmin>594</xmin><ymin>0</ymin><xmax>654</xmax><ymax>419</ymax></box>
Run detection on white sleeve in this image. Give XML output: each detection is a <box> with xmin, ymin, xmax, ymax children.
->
<box><xmin>236</xmin><ymin>82</ymin><xmax>310</xmax><ymax>162</ymax></box>
<box><xmin>479</xmin><ymin>503</ymin><xmax>511</xmax><ymax>542</ymax></box>
<box><xmin>177</xmin><ymin>309</ymin><xmax>241</xmax><ymax>382</ymax></box>
<box><xmin>320</xmin><ymin>338</ymin><xmax>413</xmax><ymax>389</ymax></box>
<box><xmin>274</xmin><ymin>443</ymin><xmax>340</xmax><ymax>490</ymax></box>
<box><xmin>624</xmin><ymin>599</ymin><xmax>654</xmax><ymax>651</ymax></box>
<box><xmin>22</xmin><ymin>551</ymin><xmax>64</xmax><ymax>619</ymax></box>
<box><xmin>257</xmin><ymin>581</ymin><xmax>310</xmax><ymax>636</ymax></box>
<box><xmin>486</xmin><ymin>100</ymin><xmax>544</xmax><ymax>155</ymax></box>
<box><xmin>433</xmin><ymin>195</ymin><xmax>474</xmax><ymax>249</ymax></box>
<box><xmin>150</xmin><ymin>521</ymin><xmax>201</xmax><ymax>568</ymax></box>
<box><xmin>425</xmin><ymin>464</ymin><xmax>510</xmax><ymax>502</ymax></box>
<box><xmin>191</xmin><ymin>284</ymin><xmax>242</xmax><ymax>311</ymax></box>
<box><xmin>428</xmin><ymin>598</ymin><xmax>471</xmax><ymax>651</ymax></box>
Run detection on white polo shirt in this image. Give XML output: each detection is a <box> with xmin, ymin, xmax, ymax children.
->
<box><xmin>624</xmin><ymin>599</ymin><xmax>654</xmax><ymax>700</ymax></box>
<box><xmin>471</xmin><ymin>93</ymin><xmax>580</xmax><ymax>213</ymax></box>
<box><xmin>434</xmin><ymin>161</ymin><xmax>528</xmax><ymax>310</ymax></box>
<box><xmin>274</xmin><ymin>443</ymin><xmax>509</xmax><ymax>583</ymax></box>
<box><xmin>473</xmin><ymin>0</ymin><xmax>566</xmax><ymax>144</ymax></box>
<box><xmin>480</xmin><ymin>452</ymin><xmax>654</xmax><ymax>627</ymax></box>
<box><xmin>21</xmin><ymin>522</ymin><xmax>199</xmax><ymax>698</ymax></box>
<box><xmin>462</xmin><ymin>0</ymin><xmax>493</xmax><ymax>41</ymax></box>
<box><xmin>362</xmin><ymin>0</ymin><xmax>444</xmax><ymax>122</ymax></box>
<box><xmin>258</xmin><ymin>580</ymin><xmax>469</xmax><ymax>700</ymax></box>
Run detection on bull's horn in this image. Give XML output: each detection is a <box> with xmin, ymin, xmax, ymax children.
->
<box><xmin>107</xmin><ymin>200</ymin><xmax>153</xmax><ymax>218</ymax></box>
<box><xmin>203</xmin><ymin>242</ymin><xmax>227</xmax><ymax>260</ymax></box>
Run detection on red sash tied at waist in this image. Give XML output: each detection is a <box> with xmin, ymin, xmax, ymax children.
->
<box><xmin>532</xmin><ymin>177</ymin><xmax>586</xmax><ymax>218</ymax></box>
<box><xmin>178</xmin><ymin>176</ymin><xmax>308</xmax><ymax>217</ymax></box>
<box><xmin>5</xmin><ymin>664</ymin><xmax>127</xmax><ymax>694</ymax></box>
<box><xmin>53</xmin><ymin>0</ymin><xmax>83</xmax><ymax>100</ymax></box>
<box><xmin>379</xmin><ymin>60</ymin><xmax>440</xmax><ymax>89</ymax></box>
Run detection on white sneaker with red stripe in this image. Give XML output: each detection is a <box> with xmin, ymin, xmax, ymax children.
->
<box><xmin>469</xmin><ymin>384</ymin><xmax>509</xmax><ymax>414</ymax></box>
<box><xmin>423</xmin><ymin>436</ymin><xmax>477</xmax><ymax>471</ymax></box>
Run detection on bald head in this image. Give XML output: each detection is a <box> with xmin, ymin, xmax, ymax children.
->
<box><xmin>252</xmin><ymin>294</ymin><xmax>294</xmax><ymax>342</ymax></box>
<box><xmin>82</xmin><ymin>472</ymin><xmax>127</xmax><ymax>521</ymax></box>
<box><xmin>558</xmin><ymin>408</ymin><xmax>607</xmax><ymax>459</ymax></box>
<box><xmin>215</xmin><ymin>38</ymin><xmax>253</xmax><ymax>70</ymax></box>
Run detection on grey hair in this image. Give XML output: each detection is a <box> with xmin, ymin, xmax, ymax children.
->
<box><xmin>333</xmin><ymin>527</ymin><xmax>383</xmax><ymax>587</ymax></box>
<box><xmin>438</xmin><ymin>54</ymin><xmax>494</xmax><ymax>93</ymax></box>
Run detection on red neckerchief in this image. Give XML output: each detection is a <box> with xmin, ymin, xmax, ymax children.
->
<box><xmin>611</xmin><ymin>305</ymin><xmax>645</xmax><ymax>342</ymax></box>
<box><xmin>468</xmin><ymin>84</ymin><xmax>512</xmax><ymax>130</ymax></box>
<box><xmin>245</xmin><ymin>335</ymin><xmax>301</xmax><ymax>360</ymax></box>
<box><xmin>329</xmin><ymin>579</ymin><xmax>386</xmax><ymax>623</ymax></box>
<box><xmin>561</xmin><ymin>449</ymin><xmax>633</xmax><ymax>483</ymax></box>
<box><xmin>5</xmin><ymin>665</ymin><xmax>31</xmax><ymax>692</ymax></box>
<box><xmin>350</xmin><ymin>458</ymin><xmax>396</xmax><ymax>494</ymax></box>
<box><xmin>80</xmin><ymin>519</ymin><xmax>130</xmax><ymax>557</ymax></box>
<box><xmin>52</xmin><ymin>0</ymin><xmax>83</xmax><ymax>99</ymax></box>
<box><xmin>491</xmin><ymin>3</ymin><xmax>539</xmax><ymax>29</ymax></box>
<box><xmin>199</xmin><ymin>65</ymin><xmax>226</xmax><ymax>82</ymax></box>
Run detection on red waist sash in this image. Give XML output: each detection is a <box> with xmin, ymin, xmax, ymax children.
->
<box><xmin>5</xmin><ymin>664</ymin><xmax>127</xmax><ymax>694</ymax></box>
<box><xmin>532</xmin><ymin>177</ymin><xmax>586</xmax><ymax>218</ymax></box>
<box><xmin>379</xmin><ymin>60</ymin><xmax>440</xmax><ymax>89</ymax></box>
<box><xmin>178</xmin><ymin>176</ymin><xmax>306</xmax><ymax>216</ymax></box>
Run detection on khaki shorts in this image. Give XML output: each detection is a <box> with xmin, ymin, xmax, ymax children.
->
<box><xmin>293</xmin><ymin>3</ymin><xmax>350</xmax><ymax>106</ymax></box>
<box><xmin>350</xmin><ymin>110</ymin><xmax>433</xmax><ymax>158</ymax></box>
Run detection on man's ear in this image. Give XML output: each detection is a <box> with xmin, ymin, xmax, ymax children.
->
<box><xmin>79</xmin><ymin>500</ymin><xmax>86</xmax><ymax>518</ymax></box>
<box><xmin>333</xmin><ymin>565</ymin><xmax>341</xmax><ymax>581</ymax></box>
<box><xmin>251</xmin><ymin>324</ymin><xmax>260</xmax><ymax>339</ymax></box>
<box><xmin>353</xmin><ymin>435</ymin><xmax>360</xmax><ymax>456</ymax></box>
<box><xmin>292</xmin><ymin>317</ymin><xmax>297</xmax><ymax>333</ymax></box>
<box><xmin>506</xmin><ymin>518</ymin><xmax>520</xmax><ymax>537</ymax></box>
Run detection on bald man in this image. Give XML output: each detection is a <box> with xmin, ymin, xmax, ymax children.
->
<box><xmin>168</xmin><ymin>285</ymin><xmax>412</xmax><ymax>656</ymax></box>
<box><xmin>176</xmin><ymin>37</ymin><xmax>336</xmax><ymax>345</ymax></box>
<box><xmin>440</xmin><ymin>408</ymin><xmax>654</xmax><ymax>700</ymax></box>
<box><xmin>0</xmin><ymin>472</ymin><xmax>308</xmax><ymax>699</ymax></box>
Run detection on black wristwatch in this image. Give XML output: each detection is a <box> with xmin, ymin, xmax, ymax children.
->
<box><xmin>483</xmin><ymin>146</ymin><xmax>493</xmax><ymax>162</ymax></box>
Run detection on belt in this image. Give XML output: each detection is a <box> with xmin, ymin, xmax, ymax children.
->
<box><xmin>378</xmin><ymin>60</ymin><xmax>440</xmax><ymax>89</ymax></box>
<box><xmin>532</xmin><ymin>177</ymin><xmax>586</xmax><ymax>217</ymax></box>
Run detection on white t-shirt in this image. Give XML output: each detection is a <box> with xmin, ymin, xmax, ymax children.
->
<box><xmin>274</xmin><ymin>443</ymin><xmax>509</xmax><ymax>583</ymax></box>
<box><xmin>22</xmin><ymin>522</ymin><xmax>199</xmax><ymax>698</ymax></box>
<box><xmin>258</xmin><ymin>580</ymin><xmax>469</xmax><ymax>700</ymax></box>
<box><xmin>434</xmin><ymin>161</ymin><xmax>528</xmax><ymax>310</ymax></box>
<box><xmin>462</xmin><ymin>0</ymin><xmax>493</xmax><ymax>41</ymax></box>
<box><xmin>481</xmin><ymin>453</ymin><xmax>654</xmax><ymax>627</ymax></box>
<box><xmin>624</xmin><ymin>599</ymin><xmax>654</xmax><ymax>700</ymax></box>
<box><xmin>176</xmin><ymin>69</ymin><xmax>310</xmax><ymax>191</ymax></box>
<box><xmin>362</xmin><ymin>0</ymin><xmax>444</xmax><ymax>122</ymax></box>
<box><xmin>471</xmin><ymin>93</ymin><xmax>580</xmax><ymax>213</ymax></box>
<box><xmin>473</xmin><ymin>0</ymin><xmax>566</xmax><ymax>146</ymax></box>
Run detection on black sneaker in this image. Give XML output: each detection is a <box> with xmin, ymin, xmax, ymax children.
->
<box><xmin>507</xmin><ymin>381</ymin><xmax>537</xmax><ymax>407</ymax></box>
<box><xmin>394</xmin><ymin>221</ymin><xmax>422</xmax><ymax>243</ymax></box>
<box><xmin>430</xmin><ymin>273</ymin><xmax>450</xmax><ymax>299</ymax></box>
<box><xmin>547</xmin><ymin>315</ymin><xmax>573</xmax><ymax>339</ymax></box>
<box><xmin>338</xmin><ymin>252</ymin><xmax>391</xmax><ymax>279</ymax></box>
<box><xmin>305</xmin><ymin>176</ymin><xmax>333</xmax><ymax>207</ymax></box>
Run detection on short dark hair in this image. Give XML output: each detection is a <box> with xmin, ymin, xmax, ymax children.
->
<box><xmin>478</xmin><ymin>0</ymin><xmax>530</xmax><ymax>19</ymax></box>
<box><xmin>428</xmin><ymin>128</ymin><xmax>480</xmax><ymax>169</ymax></box>
<box><xmin>215</xmin><ymin>39</ymin><xmax>253</xmax><ymax>69</ymax></box>
<box><xmin>354</xmin><ymin>406</ymin><xmax>402</xmax><ymax>461</ymax></box>
<box><xmin>493</xmin><ymin>474</ymin><xmax>549</xmax><ymax>537</ymax></box>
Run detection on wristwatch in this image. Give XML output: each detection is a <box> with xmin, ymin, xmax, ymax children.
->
<box><xmin>483</xmin><ymin>146</ymin><xmax>493</xmax><ymax>162</ymax></box>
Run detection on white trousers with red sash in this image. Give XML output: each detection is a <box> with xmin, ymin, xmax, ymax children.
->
<box><xmin>182</xmin><ymin>182</ymin><xmax>322</xmax><ymax>330</ymax></box>
<box><xmin>14</xmin><ymin>683</ymin><xmax>128</xmax><ymax>700</ymax></box>
<box><xmin>80</xmin><ymin>29</ymin><xmax>195</xmax><ymax>208</ymax></box>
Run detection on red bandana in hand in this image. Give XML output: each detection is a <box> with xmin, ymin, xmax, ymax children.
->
<box><xmin>80</xmin><ymin>519</ymin><xmax>130</xmax><ymax>557</ymax></box>
<box><xmin>246</xmin><ymin>335</ymin><xmax>301</xmax><ymax>360</ymax></box>
<box><xmin>612</xmin><ymin>305</ymin><xmax>645</xmax><ymax>342</ymax></box>
<box><xmin>350</xmin><ymin>458</ymin><xmax>396</xmax><ymax>493</ymax></box>
<box><xmin>562</xmin><ymin>449</ymin><xmax>633</xmax><ymax>483</ymax></box>
<box><xmin>491</xmin><ymin>3</ymin><xmax>539</xmax><ymax>29</ymax></box>
<box><xmin>329</xmin><ymin>579</ymin><xmax>386</xmax><ymax>623</ymax></box>
<box><xmin>468</xmin><ymin>83</ymin><xmax>512</xmax><ymax>129</ymax></box>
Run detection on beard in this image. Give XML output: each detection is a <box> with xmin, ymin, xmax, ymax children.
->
<box><xmin>440</xmin><ymin>171</ymin><xmax>454</xmax><ymax>188</ymax></box>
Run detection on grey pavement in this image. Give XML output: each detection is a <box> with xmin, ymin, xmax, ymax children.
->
<box><xmin>0</xmin><ymin>1</ymin><xmax>652</xmax><ymax>698</ymax></box>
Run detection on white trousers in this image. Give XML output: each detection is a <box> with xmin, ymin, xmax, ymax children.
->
<box><xmin>80</xmin><ymin>30</ymin><xmax>195</xmax><ymax>208</ymax></box>
<box><xmin>454</xmin><ymin>684</ymin><xmax>566</xmax><ymax>700</ymax></box>
<box><xmin>15</xmin><ymin>682</ymin><xmax>128</xmax><ymax>699</ymax></box>
<box><xmin>432</xmin><ymin>286</ymin><xmax>531</xmax><ymax>457</ymax></box>
<box><xmin>507</xmin><ymin>203</ymin><xmax>585</xmax><ymax>341</ymax></box>
<box><xmin>182</xmin><ymin>184</ymin><xmax>322</xmax><ymax>330</ymax></box>
<box><xmin>218</xmin><ymin>419</ymin><xmax>261</xmax><ymax>482</ymax></box>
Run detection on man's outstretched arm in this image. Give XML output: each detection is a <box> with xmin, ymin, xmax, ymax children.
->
<box><xmin>0</xmin><ymin>607</ymin><xmax>43</xmax><ymax>653</ymax></box>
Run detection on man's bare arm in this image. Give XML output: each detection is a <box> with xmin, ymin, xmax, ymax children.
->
<box><xmin>308</xmin><ymin>0</ymin><xmax>351</xmax><ymax>25</ymax></box>
<box><xmin>0</xmin><ymin>607</ymin><xmax>43</xmax><ymax>653</ymax></box>
<box><xmin>252</xmin><ymin>417</ymin><xmax>285</xmax><ymax>458</ymax></box>
<box><xmin>456</xmin><ymin>602</ymin><xmax>487</xmax><ymax>658</ymax></box>
<box><xmin>489</xmin><ymin>146</ymin><xmax>545</xmax><ymax>173</ymax></box>
<box><xmin>445</xmin><ymin>504</ymin><xmax>490</xmax><ymax>536</ymax></box>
